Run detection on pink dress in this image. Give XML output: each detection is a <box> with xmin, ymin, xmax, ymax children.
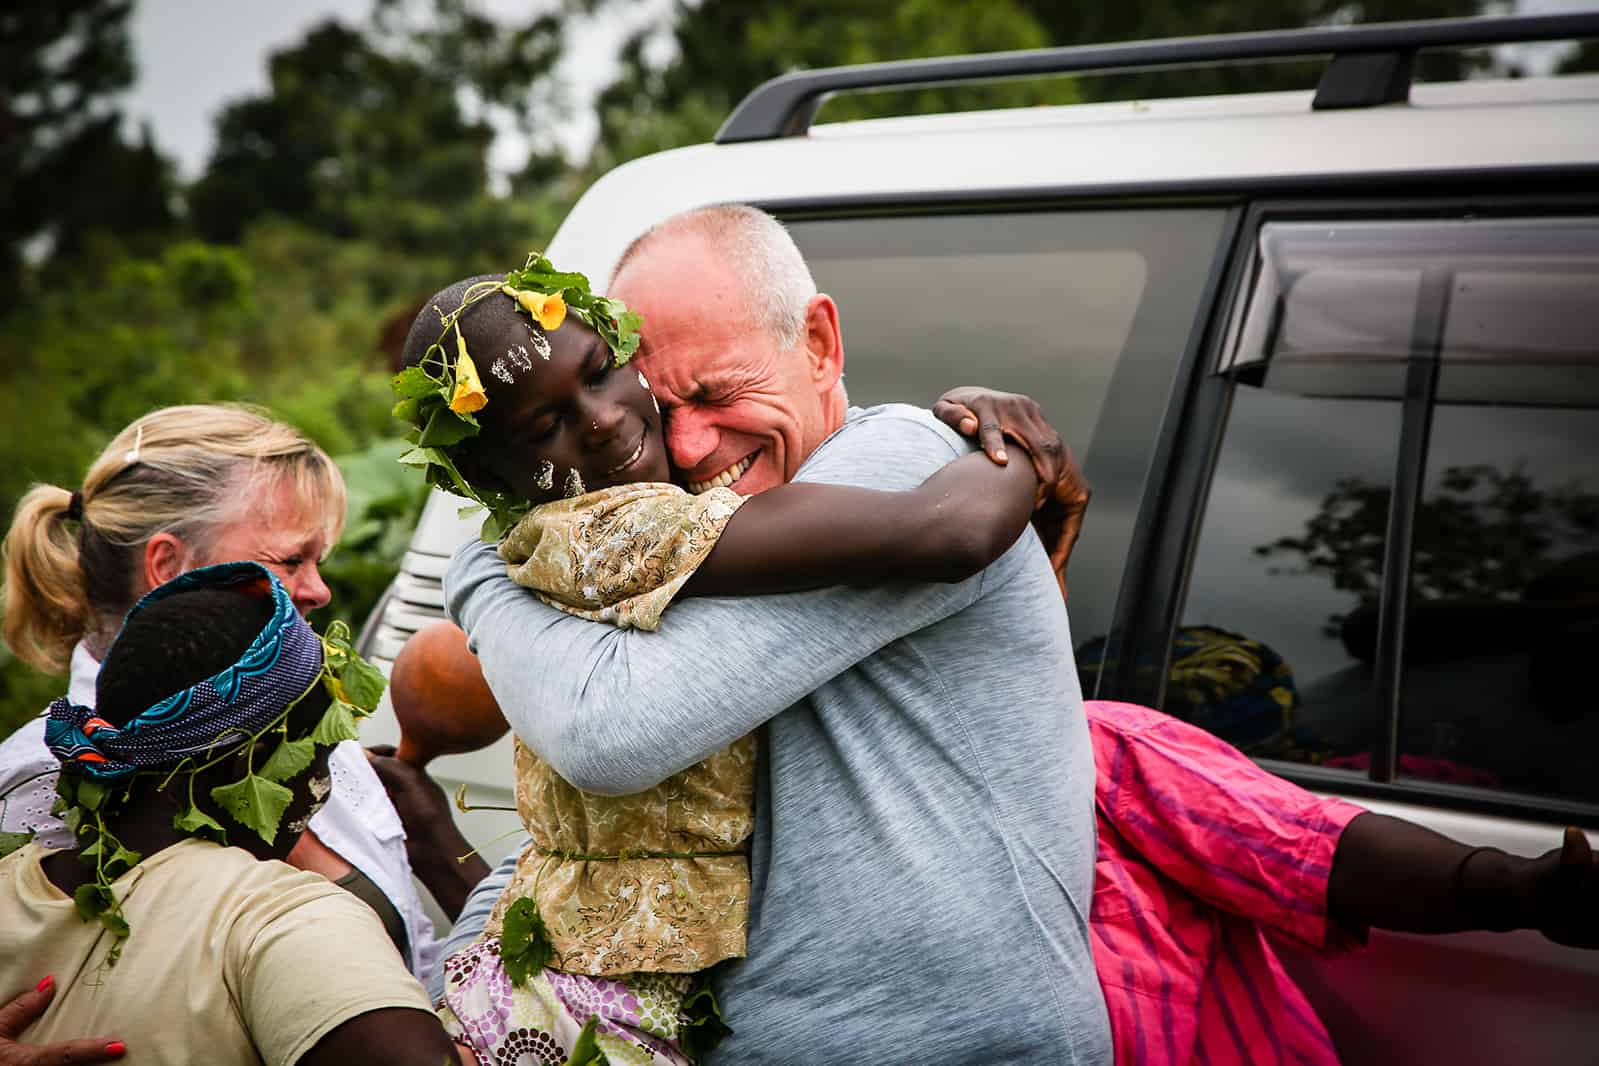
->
<box><xmin>1085</xmin><ymin>700</ymin><xmax>1366</xmax><ymax>1066</ymax></box>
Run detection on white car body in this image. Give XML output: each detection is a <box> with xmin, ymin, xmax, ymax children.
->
<box><xmin>361</xmin><ymin>30</ymin><xmax>1599</xmax><ymax>1061</ymax></box>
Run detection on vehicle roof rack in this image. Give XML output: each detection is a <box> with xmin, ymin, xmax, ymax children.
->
<box><xmin>715</xmin><ymin>12</ymin><xmax>1599</xmax><ymax>144</ymax></box>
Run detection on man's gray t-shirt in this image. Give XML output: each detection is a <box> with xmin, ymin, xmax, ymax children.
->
<box><xmin>445</xmin><ymin>404</ymin><xmax>1110</xmax><ymax>1064</ymax></box>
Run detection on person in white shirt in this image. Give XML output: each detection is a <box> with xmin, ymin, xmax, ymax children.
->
<box><xmin>0</xmin><ymin>403</ymin><xmax>438</xmax><ymax>978</ymax></box>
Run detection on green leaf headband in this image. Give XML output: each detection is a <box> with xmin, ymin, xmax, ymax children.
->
<box><xmin>391</xmin><ymin>252</ymin><xmax>643</xmax><ymax>541</ymax></box>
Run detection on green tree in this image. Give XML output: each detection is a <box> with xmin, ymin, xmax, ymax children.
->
<box><xmin>188</xmin><ymin>4</ymin><xmax>577</xmax><ymax>264</ymax></box>
<box><xmin>582</xmin><ymin>0</ymin><xmax>1500</xmax><ymax>174</ymax></box>
<box><xmin>0</xmin><ymin>0</ymin><xmax>178</xmax><ymax>295</ymax></box>
<box><xmin>188</xmin><ymin>21</ymin><xmax>495</xmax><ymax>245</ymax></box>
<box><xmin>585</xmin><ymin>0</ymin><xmax>1074</xmax><ymax>173</ymax></box>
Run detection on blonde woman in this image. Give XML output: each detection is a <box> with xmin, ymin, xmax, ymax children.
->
<box><xmin>0</xmin><ymin>404</ymin><xmax>440</xmax><ymax>979</ymax></box>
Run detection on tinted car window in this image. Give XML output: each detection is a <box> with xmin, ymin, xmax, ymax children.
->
<box><xmin>1181</xmin><ymin>217</ymin><xmax>1599</xmax><ymax>805</ymax></box>
<box><xmin>786</xmin><ymin>208</ymin><xmax>1229</xmax><ymax>658</ymax></box>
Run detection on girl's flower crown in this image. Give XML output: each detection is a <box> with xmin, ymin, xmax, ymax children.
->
<box><xmin>391</xmin><ymin>252</ymin><xmax>642</xmax><ymax>540</ymax></box>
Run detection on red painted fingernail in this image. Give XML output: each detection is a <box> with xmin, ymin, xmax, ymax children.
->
<box><xmin>106</xmin><ymin>1041</ymin><xmax>127</xmax><ymax>1056</ymax></box>
<box><xmin>34</xmin><ymin>975</ymin><xmax>52</xmax><ymax>994</ymax></box>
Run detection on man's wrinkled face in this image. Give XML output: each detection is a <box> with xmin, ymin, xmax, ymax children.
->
<box><xmin>611</xmin><ymin>234</ymin><xmax>835</xmax><ymax>497</ymax></box>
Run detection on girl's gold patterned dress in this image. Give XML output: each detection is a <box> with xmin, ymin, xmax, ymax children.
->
<box><xmin>439</xmin><ymin>483</ymin><xmax>750</xmax><ymax>1066</ymax></box>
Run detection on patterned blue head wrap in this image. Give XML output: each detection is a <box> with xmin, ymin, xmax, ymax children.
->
<box><xmin>44</xmin><ymin>562</ymin><xmax>325</xmax><ymax>781</ymax></box>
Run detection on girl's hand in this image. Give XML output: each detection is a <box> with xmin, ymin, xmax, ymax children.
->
<box><xmin>933</xmin><ymin>387</ymin><xmax>1090</xmax><ymax>598</ymax></box>
<box><xmin>933</xmin><ymin>386</ymin><xmax>1068</xmax><ymax>485</ymax></box>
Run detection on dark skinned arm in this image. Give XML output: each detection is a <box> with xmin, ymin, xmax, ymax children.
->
<box><xmin>296</xmin><ymin>1008</ymin><xmax>460</xmax><ymax>1066</ymax></box>
<box><xmin>1327</xmin><ymin>814</ymin><xmax>1599</xmax><ymax>948</ymax></box>
<box><xmin>366</xmin><ymin>747</ymin><xmax>491</xmax><ymax>921</ymax></box>
<box><xmin>683</xmin><ymin>449</ymin><xmax>1040</xmax><ymax>597</ymax></box>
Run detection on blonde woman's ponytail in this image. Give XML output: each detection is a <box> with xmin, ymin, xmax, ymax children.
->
<box><xmin>2</xmin><ymin>485</ymin><xmax>91</xmax><ymax>674</ymax></box>
<box><xmin>2</xmin><ymin>404</ymin><xmax>345</xmax><ymax>676</ymax></box>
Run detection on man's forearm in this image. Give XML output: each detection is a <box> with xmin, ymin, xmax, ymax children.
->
<box><xmin>449</xmin><ymin>537</ymin><xmax>979</xmax><ymax>795</ymax></box>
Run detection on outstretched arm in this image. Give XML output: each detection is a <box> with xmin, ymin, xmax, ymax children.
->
<box><xmin>1328</xmin><ymin>816</ymin><xmax>1598</xmax><ymax>947</ymax></box>
<box><xmin>683</xmin><ymin>450</ymin><xmax>1039</xmax><ymax>597</ymax></box>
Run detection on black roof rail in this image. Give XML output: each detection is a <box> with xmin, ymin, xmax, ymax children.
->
<box><xmin>715</xmin><ymin>12</ymin><xmax>1599</xmax><ymax>144</ymax></box>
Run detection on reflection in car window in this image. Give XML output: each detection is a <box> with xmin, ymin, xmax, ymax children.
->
<box><xmin>1183</xmin><ymin>385</ymin><xmax>1400</xmax><ymax>766</ymax></box>
<box><xmin>1182</xmin><ymin>217</ymin><xmax>1599</xmax><ymax>804</ymax></box>
<box><xmin>787</xmin><ymin>208</ymin><xmax>1228</xmax><ymax>656</ymax></box>
<box><xmin>1401</xmin><ymin>383</ymin><xmax>1599</xmax><ymax>803</ymax></box>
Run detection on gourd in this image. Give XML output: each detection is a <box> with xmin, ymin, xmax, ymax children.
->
<box><xmin>389</xmin><ymin>621</ymin><xmax>507</xmax><ymax>766</ymax></box>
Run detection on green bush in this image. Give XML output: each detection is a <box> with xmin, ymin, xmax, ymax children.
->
<box><xmin>0</xmin><ymin>229</ymin><xmax>440</xmax><ymax>737</ymax></box>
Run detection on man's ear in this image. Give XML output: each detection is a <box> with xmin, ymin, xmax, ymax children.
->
<box><xmin>802</xmin><ymin>293</ymin><xmax>844</xmax><ymax>395</ymax></box>
<box><xmin>142</xmin><ymin>533</ymin><xmax>190</xmax><ymax>592</ymax></box>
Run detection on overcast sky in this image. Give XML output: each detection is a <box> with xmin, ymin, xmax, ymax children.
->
<box><xmin>124</xmin><ymin>0</ymin><xmax>675</xmax><ymax>179</ymax></box>
<box><xmin>124</xmin><ymin>0</ymin><xmax>1594</xmax><ymax>181</ymax></box>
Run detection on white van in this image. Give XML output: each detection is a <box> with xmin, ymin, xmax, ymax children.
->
<box><xmin>359</xmin><ymin>13</ymin><xmax>1599</xmax><ymax>1062</ymax></box>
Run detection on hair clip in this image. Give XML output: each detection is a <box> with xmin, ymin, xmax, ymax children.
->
<box><xmin>124</xmin><ymin>423</ymin><xmax>144</xmax><ymax>465</ymax></box>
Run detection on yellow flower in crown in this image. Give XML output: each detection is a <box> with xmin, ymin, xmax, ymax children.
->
<box><xmin>449</xmin><ymin>329</ymin><xmax>489</xmax><ymax>414</ymax></box>
<box><xmin>515</xmin><ymin>288</ymin><xmax>567</xmax><ymax>331</ymax></box>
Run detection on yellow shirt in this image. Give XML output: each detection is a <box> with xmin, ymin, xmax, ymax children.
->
<box><xmin>0</xmin><ymin>839</ymin><xmax>431</xmax><ymax>1066</ymax></box>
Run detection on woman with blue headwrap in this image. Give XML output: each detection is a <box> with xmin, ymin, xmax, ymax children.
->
<box><xmin>0</xmin><ymin>404</ymin><xmax>458</xmax><ymax>982</ymax></box>
<box><xmin>0</xmin><ymin>563</ymin><xmax>462</xmax><ymax>1066</ymax></box>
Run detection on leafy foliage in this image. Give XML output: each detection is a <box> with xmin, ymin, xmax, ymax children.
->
<box><xmin>0</xmin><ymin>831</ymin><xmax>33</xmax><ymax>858</ymax></box>
<box><xmin>679</xmin><ymin>984</ymin><xmax>734</xmax><ymax>1061</ymax></box>
<box><xmin>500</xmin><ymin>895</ymin><xmax>555</xmax><ymax>987</ymax></box>
<box><xmin>173</xmin><ymin>802</ymin><xmax>228</xmax><ymax>843</ymax></box>
<box><xmin>259</xmin><ymin>737</ymin><xmax>318</xmax><ymax>783</ymax></box>
<box><xmin>312</xmin><ymin>701</ymin><xmax>363</xmax><ymax>747</ymax></box>
<box><xmin>0</xmin><ymin>1</ymin><xmax>179</xmax><ymax>295</ymax></box>
<box><xmin>566</xmin><ymin>1016</ymin><xmax>611</xmax><ymax>1066</ymax></box>
<box><xmin>210</xmin><ymin>773</ymin><xmax>297</xmax><ymax>845</ymax></box>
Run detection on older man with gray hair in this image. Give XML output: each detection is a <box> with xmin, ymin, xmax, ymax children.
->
<box><xmin>442</xmin><ymin>203</ymin><xmax>1110</xmax><ymax>1064</ymax></box>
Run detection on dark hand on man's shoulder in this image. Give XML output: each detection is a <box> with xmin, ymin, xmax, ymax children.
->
<box><xmin>933</xmin><ymin>386</ymin><xmax>1090</xmax><ymax>596</ymax></box>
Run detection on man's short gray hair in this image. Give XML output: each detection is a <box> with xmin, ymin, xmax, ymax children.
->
<box><xmin>613</xmin><ymin>204</ymin><xmax>818</xmax><ymax>349</ymax></box>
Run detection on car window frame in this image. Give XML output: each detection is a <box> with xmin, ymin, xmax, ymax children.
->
<box><xmin>1147</xmin><ymin>190</ymin><xmax>1599</xmax><ymax>830</ymax></box>
<box><xmin>768</xmin><ymin>196</ymin><xmax>1246</xmax><ymax>668</ymax></box>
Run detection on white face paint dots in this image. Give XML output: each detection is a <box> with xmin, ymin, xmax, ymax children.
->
<box><xmin>563</xmin><ymin>468</ymin><xmax>586</xmax><ymax>498</ymax></box>
<box><xmin>491</xmin><ymin>358</ymin><xmax>514</xmax><ymax>385</ymax></box>
<box><xmin>527</xmin><ymin>328</ymin><xmax>552</xmax><ymax>361</ymax></box>
<box><xmin>535</xmin><ymin>459</ymin><xmax>555</xmax><ymax>492</ymax></box>
<box><xmin>637</xmin><ymin>370</ymin><xmax>660</xmax><ymax>414</ymax></box>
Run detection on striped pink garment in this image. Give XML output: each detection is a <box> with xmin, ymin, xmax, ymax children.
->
<box><xmin>1084</xmin><ymin>701</ymin><xmax>1366</xmax><ymax>1066</ymax></box>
